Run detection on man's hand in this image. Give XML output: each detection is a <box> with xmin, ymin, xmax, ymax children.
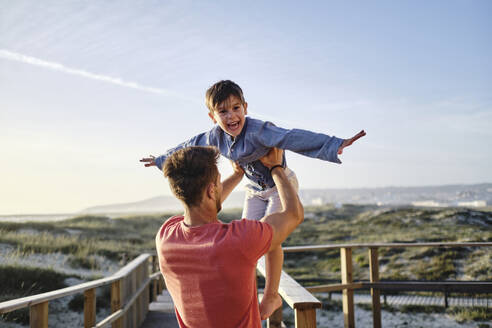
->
<box><xmin>338</xmin><ymin>130</ymin><xmax>366</xmax><ymax>155</ymax></box>
<box><xmin>259</xmin><ymin>148</ymin><xmax>284</xmax><ymax>169</ymax></box>
<box><xmin>140</xmin><ymin>155</ymin><xmax>156</xmax><ymax>167</ymax></box>
<box><xmin>230</xmin><ymin>161</ymin><xmax>245</xmax><ymax>175</ymax></box>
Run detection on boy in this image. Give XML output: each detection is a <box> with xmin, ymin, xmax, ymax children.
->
<box><xmin>141</xmin><ymin>80</ymin><xmax>365</xmax><ymax>319</ymax></box>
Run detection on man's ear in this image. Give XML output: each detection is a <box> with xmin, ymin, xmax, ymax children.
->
<box><xmin>243</xmin><ymin>102</ymin><xmax>248</xmax><ymax>115</ymax></box>
<box><xmin>206</xmin><ymin>182</ymin><xmax>215</xmax><ymax>200</ymax></box>
<box><xmin>208</xmin><ymin>112</ymin><xmax>217</xmax><ymax>124</ymax></box>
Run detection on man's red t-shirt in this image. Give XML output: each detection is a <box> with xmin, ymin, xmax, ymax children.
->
<box><xmin>156</xmin><ymin>216</ymin><xmax>273</xmax><ymax>328</ymax></box>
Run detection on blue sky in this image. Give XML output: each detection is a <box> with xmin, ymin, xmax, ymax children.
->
<box><xmin>1</xmin><ymin>1</ymin><xmax>491</xmax><ymax>214</ymax></box>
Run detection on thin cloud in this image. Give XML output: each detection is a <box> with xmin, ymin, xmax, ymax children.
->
<box><xmin>0</xmin><ymin>49</ymin><xmax>173</xmax><ymax>96</ymax></box>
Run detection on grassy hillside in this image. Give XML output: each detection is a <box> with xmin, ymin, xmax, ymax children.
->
<box><xmin>0</xmin><ymin>205</ymin><xmax>490</xmax><ymax>324</ymax></box>
<box><xmin>281</xmin><ymin>205</ymin><xmax>491</xmax><ymax>282</ymax></box>
<box><xmin>0</xmin><ymin>205</ymin><xmax>490</xmax><ymax>282</ymax></box>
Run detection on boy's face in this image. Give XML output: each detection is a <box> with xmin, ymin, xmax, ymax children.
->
<box><xmin>208</xmin><ymin>95</ymin><xmax>248</xmax><ymax>137</ymax></box>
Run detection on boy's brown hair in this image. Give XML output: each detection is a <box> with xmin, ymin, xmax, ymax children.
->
<box><xmin>163</xmin><ymin>146</ymin><xmax>220</xmax><ymax>207</ymax></box>
<box><xmin>205</xmin><ymin>80</ymin><xmax>246</xmax><ymax>112</ymax></box>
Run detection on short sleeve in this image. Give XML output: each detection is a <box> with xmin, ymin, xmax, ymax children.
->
<box><xmin>231</xmin><ymin>219</ymin><xmax>273</xmax><ymax>263</ymax></box>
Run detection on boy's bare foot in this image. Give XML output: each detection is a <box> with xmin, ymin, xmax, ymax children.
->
<box><xmin>259</xmin><ymin>293</ymin><xmax>282</xmax><ymax>320</ymax></box>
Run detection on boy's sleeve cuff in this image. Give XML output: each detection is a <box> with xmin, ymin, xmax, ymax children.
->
<box><xmin>331</xmin><ymin>137</ymin><xmax>344</xmax><ymax>164</ymax></box>
<box><xmin>155</xmin><ymin>156</ymin><xmax>166</xmax><ymax>170</ymax></box>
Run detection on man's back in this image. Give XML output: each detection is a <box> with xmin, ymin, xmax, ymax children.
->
<box><xmin>156</xmin><ymin>216</ymin><xmax>273</xmax><ymax>328</ymax></box>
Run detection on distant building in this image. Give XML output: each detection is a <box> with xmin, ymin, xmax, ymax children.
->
<box><xmin>457</xmin><ymin>200</ymin><xmax>487</xmax><ymax>207</ymax></box>
<box><xmin>412</xmin><ymin>200</ymin><xmax>446</xmax><ymax>207</ymax></box>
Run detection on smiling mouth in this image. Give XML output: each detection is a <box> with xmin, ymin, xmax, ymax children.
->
<box><xmin>227</xmin><ymin>122</ymin><xmax>240</xmax><ymax>130</ymax></box>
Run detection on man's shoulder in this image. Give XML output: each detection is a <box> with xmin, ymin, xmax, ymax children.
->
<box><xmin>228</xmin><ymin>219</ymin><xmax>273</xmax><ymax>262</ymax></box>
<box><xmin>165</xmin><ymin>215</ymin><xmax>184</xmax><ymax>226</ymax></box>
<box><xmin>156</xmin><ymin>215</ymin><xmax>184</xmax><ymax>240</ymax></box>
<box><xmin>229</xmin><ymin>219</ymin><xmax>273</xmax><ymax>237</ymax></box>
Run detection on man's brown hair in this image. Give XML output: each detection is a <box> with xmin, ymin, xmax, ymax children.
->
<box><xmin>163</xmin><ymin>146</ymin><xmax>220</xmax><ymax>207</ymax></box>
<box><xmin>205</xmin><ymin>80</ymin><xmax>246</xmax><ymax>112</ymax></box>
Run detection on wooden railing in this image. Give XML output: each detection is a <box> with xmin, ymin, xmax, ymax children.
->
<box><xmin>281</xmin><ymin>242</ymin><xmax>492</xmax><ymax>328</ymax></box>
<box><xmin>1</xmin><ymin>242</ymin><xmax>490</xmax><ymax>328</ymax></box>
<box><xmin>257</xmin><ymin>257</ymin><xmax>321</xmax><ymax>328</ymax></box>
<box><xmin>0</xmin><ymin>253</ymin><xmax>165</xmax><ymax>328</ymax></box>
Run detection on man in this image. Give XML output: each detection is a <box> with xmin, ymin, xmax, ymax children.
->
<box><xmin>156</xmin><ymin>146</ymin><xmax>303</xmax><ymax>328</ymax></box>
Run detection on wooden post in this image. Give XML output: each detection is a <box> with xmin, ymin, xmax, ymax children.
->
<box><xmin>152</xmin><ymin>255</ymin><xmax>158</xmax><ymax>274</ymax></box>
<box><xmin>267</xmin><ymin>305</ymin><xmax>283</xmax><ymax>328</ymax></box>
<box><xmin>30</xmin><ymin>301</ymin><xmax>48</xmax><ymax>328</ymax></box>
<box><xmin>139</xmin><ymin>261</ymin><xmax>149</xmax><ymax>327</ymax></box>
<box><xmin>135</xmin><ymin>267</ymin><xmax>141</xmax><ymax>327</ymax></box>
<box><xmin>152</xmin><ymin>255</ymin><xmax>159</xmax><ymax>300</ymax></box>
<box><xmin>341</xmin><ymin>247</ymin><xmax>355</xmax><ymax>328</ymax></box>
<box><xmin>111</xmin><ymin>279</ymin><xmax>122</xmax><ymax>328</ymax></box>
<box><xmin>369</xmin><ymin>248</ymin><xmax>381</xmax><ymax>328</ymax></box>
<box><xmin>131</xmin><ymin>271</ymin><xmax>137</xmax><ymax>328</ymax></box>
<box><xmin>143</xmin><ymin>260</ymin><xmax>150</xmax><ymax>324</ymax></box>
<box><xmin>158</xmin><ymin>275</ymin><xmax>164</xmax><ymax>294</ymax></box>
<box><xmin>154</xmin><ymin>255</ymin><xmax>165</xmax><ymax>296</ymax></box>
<box><xmin>152</xmin><ymin>278</ymin><xmax>158</xmax><ymax>301</ymax></box>
<box><xmin>84</xmin><ymin>288</ymin><xmax>96</xmax><ymax>328</ymax></box>
<box><xmin>295</xmin><ymin>307</ymin><xmax>317</xmax><ymax>328</ymax></box>
<box><xmin>125</xmin><ymin>274</ymin><xmax>132</xmax><ymax>328</ymax></box>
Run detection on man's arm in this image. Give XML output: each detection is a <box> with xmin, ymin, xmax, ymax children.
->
<box><xmin>220</xmin><ymin>161</ymin><xmax>244</xmax><ymax>203</ymax></box>
<box><xmin>259</xmin><ymin>148</ymin><xmax>304</xmax><ymax>251</ymax></box>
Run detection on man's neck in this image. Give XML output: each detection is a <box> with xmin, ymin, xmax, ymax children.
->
<box><xmin>183</xmin><ymin>205</ymin><xmax>219</xmax><ymax>227</ymax></box>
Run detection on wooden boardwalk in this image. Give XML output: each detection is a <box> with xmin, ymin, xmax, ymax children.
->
<box><xmin>326</xmin><ymin>292</ymin><xmax>491</xmax><ymax>308</ymax></box>
<box><xmin>2</xmin><ymin>243</ymin><xmax>490</xmax><ymax>328</ymax></box>
<box><xmin>141</xmin><ymin>290</ymin><xmax>179</xmax><ymax>328</ymax></box>
<box><xmin>138</xmin><ymin>290</ymin><xmax>491</xmax><ymax>328</ymax></box>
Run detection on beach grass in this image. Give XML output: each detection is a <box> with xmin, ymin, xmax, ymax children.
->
<box><xmin>282</xmin><ymin>205</ymin><xmax>492</xmax><ymax>282</ymax></box>
<box><xmin>0</xmin><ymin>265</ymin><xmax>76</xmax><ymax>324</ymax></box>
<box><xmin>0</xmin><ymin>205</ymin><xmax>490</xmax><ymax>325</ymax></box>
<box><xmin>0</xmin><ymin>214</ymin><xmax>176</xmax><ymax>262</ymax></box>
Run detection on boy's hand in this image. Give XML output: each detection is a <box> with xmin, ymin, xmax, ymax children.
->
<box><xmin>230</xmin><ymin>161</ymin><xmax>245</xmax><ymax>175</ymax></box>
<box><xmin>140</xmin><ymin>155</ymin><xmax>156</xmax><ymax>167</ymax></box>
<box><xmin>338</xmin><ymin>130</ymin><xmax>366</xmax><ymax>155</ymax></box>
<box><xmin>259</xmin><ymin>148</ymin><xmax>284</xmax><ymax>169</ymax></box>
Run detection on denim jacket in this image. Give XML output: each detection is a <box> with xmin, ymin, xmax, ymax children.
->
<box><xmin>155</xmin><ymin>117</ymin><xmax>344</xmax><ymax>191</ymax></box>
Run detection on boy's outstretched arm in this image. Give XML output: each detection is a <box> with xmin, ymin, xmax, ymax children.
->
<box><xmin>254</xmin><ymin>120</ymin><xmax>366</xmax><ymax>164</ymax></box>
<box><xmin>337</xmin><ymin>130</ymin><xmax>366</xmax><ymax>155</ymax></box>
<box><xmin>140</xmin><ymin>129</ymin><xmax>219</xmax><ymax>170</ymax></box>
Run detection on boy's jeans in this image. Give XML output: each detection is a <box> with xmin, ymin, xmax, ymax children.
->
<box><xmin>241</xmin><ymin>168</ymin><xmax>299</xmax><ymax>220</ymax></box>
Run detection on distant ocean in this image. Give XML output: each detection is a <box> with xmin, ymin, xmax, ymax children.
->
<box><xmin>0</xmin><ymin>212</ymin><xmax>161</xmax><ymax>223</ymax></box>
<box><xmin>0</xmin><ymin>213</ymin><xmax>78</xmax><ymax>223</ymax></box>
